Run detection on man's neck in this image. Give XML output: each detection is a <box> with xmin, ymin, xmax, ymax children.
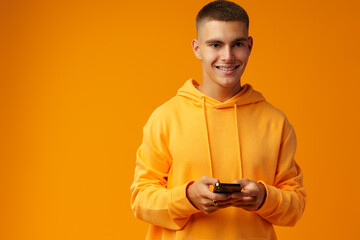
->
<box><xmin>196</xmin><ymin>81</ymin><xmax>242</xmax><ymax>103</ymax></box>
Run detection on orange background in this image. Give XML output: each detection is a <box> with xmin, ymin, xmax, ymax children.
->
<box><xmin>1</xmin><ymin>0</ymin><xmax>360</xmax><ymax>239</ymax></box>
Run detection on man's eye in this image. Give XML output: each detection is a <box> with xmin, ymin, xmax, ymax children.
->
<box><xmin>234</xmin><ymin>42</ymin><xmax>244</xmax><ymax>47</ymax></box>
<box><xmin>211</xmin><ymin>44</ymin><xmax>219</xmax><ymax>48</ymax></box>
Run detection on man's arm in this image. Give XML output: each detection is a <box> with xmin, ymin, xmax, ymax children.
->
<box><xmin>130</xmin><ymin>110</ymin><xmax>200</xmax><ymax>230</ymax></box>
<box><xmin>223</xmin><ymin>120</ymin><xmax>306</xmax><ymax>226</ymax></box>
<box><xmin>254</xmin><ymin>121</ymin><xmax>306</xmax><ymax>226</ymax></box>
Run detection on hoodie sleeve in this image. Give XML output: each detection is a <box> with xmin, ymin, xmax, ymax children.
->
<box><xmin>130</xmin><ymin>109</ymin><xmax>200</xmax><ymax>230</ymax></box>
<box><xmin>255</xmin><ymin>120</ymin><xmax>306</xmax><ymax>226</ymax></box>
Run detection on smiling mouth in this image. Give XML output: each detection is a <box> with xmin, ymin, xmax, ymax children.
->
<box><xmin>216</xmin><ymin>65</ymin><xmax>240</xmax><ymax>71</ymax></box>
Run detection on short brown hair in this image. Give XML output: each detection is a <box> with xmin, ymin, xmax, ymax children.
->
<box><xmin>196</xmin><ymin>0</ymin><xmax>249</xmax><ymax>33</ymax></box>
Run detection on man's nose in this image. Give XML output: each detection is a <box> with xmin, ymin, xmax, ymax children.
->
<box><xmin>221</xmin><ymin>46</ymin><xmax>235</xmax><ymax>63</ymax></box>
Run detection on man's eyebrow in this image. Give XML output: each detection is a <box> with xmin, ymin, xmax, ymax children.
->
<box><xmin>232</xmin><ymin>37</ymin><xmax>248</xmax><ymax>43</ymax></box>
<box><xmin>205</xmin><ymin>39</ymin><xmax>223</xmax><ymax>44</ymax></box>
<box><xmin>205</xmin><ymin>37</ymin><xmax>248</xmax><ymax>44</ymax></box>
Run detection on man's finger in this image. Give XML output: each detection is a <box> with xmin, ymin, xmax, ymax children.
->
<box><xmin>233</xmin><ymin>178</ymin><xmax>250</xmax><ymax>185</ymax></box>
<box><xmin>231</xmin><ymin>188</ymin><xmax>257</xmax><ymax>198</ymax></box>
<box><xmin>200</xmin><ymin>176</ymin><xmax>219</xmax><ymax>186</ymax></box>
<box><xmin>216</xmin><ymin>198</ymin><xmax>237</xmax><ymax>205</ymax></box>
<box><xmin>218</xmin><ymin>203</ymin><xmax>233</xmax><ymax>208</ymax></box>
<box><xmin>210</xmin><ymin>192</ymin><xmax>232</xmax><ymax>201</ymax></box>
<box><xmin>232</xmin><ymin>201</ymin><xmax>255</xmax><ymax>207</ymax></box>
<box><xmin>232</xmin><ymin>196</ymin><xmax>256</xmax><ymax>204</ymax></box>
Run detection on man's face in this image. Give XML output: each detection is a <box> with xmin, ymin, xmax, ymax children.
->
<box><xmin>192</xmin><ymin>20</ymin><xmax>253</xmax><ymax>90</ymax></box>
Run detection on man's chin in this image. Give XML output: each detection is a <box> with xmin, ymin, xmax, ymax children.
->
<box><xmin>216</xmin><ymin>78</ymin><xmax>241</xmax><ymax>88</ymax></box>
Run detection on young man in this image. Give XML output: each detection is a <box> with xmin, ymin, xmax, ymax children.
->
<box><xmin>130</xmin><ymin>1</ymin><xmax>306</xmax><ymax>239</ymax></box>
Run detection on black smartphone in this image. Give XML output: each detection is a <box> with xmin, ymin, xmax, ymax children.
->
<box><xmin>213</xmin><ymin>183</ymin><xmax>242</xmax><ymax>193</ymax></box>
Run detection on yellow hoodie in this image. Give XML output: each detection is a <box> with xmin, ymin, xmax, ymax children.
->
<box><xmin>131</xmin><ymin>79</ymin><xmax>306</xmax><ymax>240</ymax></box>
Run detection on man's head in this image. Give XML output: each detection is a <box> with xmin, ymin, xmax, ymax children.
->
<box><xmin>196</xmin><ymin>0</ymin><xmax>249</xmax><ymax>36</ymax></box>
<box><xmin>192</xmin><ymin>0</ymin><xmax>253</xmax><ymax>93</ymax></box>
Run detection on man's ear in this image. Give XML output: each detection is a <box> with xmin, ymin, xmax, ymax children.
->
<box><xmin>191</xmin><ymin>39</ymin><xmax>202</xmax><ymax>60</ymax></box>
<box><xmin>248</xmin><ymin>36</ymin><xmax>253</xmax><ymax>52</ymax></box>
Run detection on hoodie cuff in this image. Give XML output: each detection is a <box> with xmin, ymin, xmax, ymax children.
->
<box><xmin>170</xmin><ymin>181</ymin><xmax>201</xmax><ymax>217</ymax></box>
<box><xmin>255</xmin><ymin>180</ymin><xmax>280</xmax><ymax>217</ymax></box>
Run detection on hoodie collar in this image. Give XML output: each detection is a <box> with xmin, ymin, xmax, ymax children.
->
<box><xmin>177</xmin><ymin>79</ymin><xmax>265</xmax><ymax>109</ymax></box>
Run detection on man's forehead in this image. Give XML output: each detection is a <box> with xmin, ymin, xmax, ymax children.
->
<box><xmin>198</xmin><ymin>20</ymin><xmax>248</xmax><ymax>41</ymax></box>
<box><xmin>198</xmin><ymin>19</ymin><xmax>247</xmax><ymax>30</ymax></box>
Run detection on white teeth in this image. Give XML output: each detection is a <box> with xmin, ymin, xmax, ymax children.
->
<box><xmin>218</xmin><ymin>66</ymin><xmax>236</xmax><ymax>71</ymax></box>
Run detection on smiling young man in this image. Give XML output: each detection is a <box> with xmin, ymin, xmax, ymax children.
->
<box><xmin>130</xmin><ymin>1</ymin><xmax>306</xmax><ymax>239</ymax></box>
<box><xmin>192</xmin><ymin>19</ymin><xmax>252</xmax><ymax>102</ymax></box>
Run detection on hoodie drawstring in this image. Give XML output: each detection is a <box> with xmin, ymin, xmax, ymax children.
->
<box><xmin>201</xmin><ymin>97</ymin><xmax>243</xmax><ymax>179</ymax></box>
<box><xmin>234</xmin><ymin>102</ymin><xmax>243</xmax><ymax>179</ymax></box>
<box><xmin>201</xmin><ymin>97</ymin><xmax>214</xmax><ymax>178</ymax></box>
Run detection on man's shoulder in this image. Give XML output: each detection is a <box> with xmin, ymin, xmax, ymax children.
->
<box><xmin>248</xmin><ymin>96</ymin><xmax>286</xmax><ymax>120</ymax></box>
<box><xmin>144</xmin><ymin>96</ymin><xmax>182</xmax><ymax>127</ymax></box>
<box><xmin>257</xmin><ymin>100</ymin><xmax>294</xmax><ymax>134</ymax></box>
<box><xmin>151</xmin><ymin>96</ymin><xmax>181</xmax><ymax>116</ymax></box>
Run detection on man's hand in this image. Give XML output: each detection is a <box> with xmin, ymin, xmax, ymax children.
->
<box><xmin>186</xmin><ymin>176</ymin><xmax>231</xmax><ymax>214</ymax></box>
<box><xmin>230</xmin><ymin>178</ymin><xmax>266</xmax><ymax>211</ymax></box>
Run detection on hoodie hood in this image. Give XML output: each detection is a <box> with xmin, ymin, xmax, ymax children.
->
<box><xmin>177</xmin><ymin>79</ymin><xmax>265</xmax><ymax>108</ymax></box>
